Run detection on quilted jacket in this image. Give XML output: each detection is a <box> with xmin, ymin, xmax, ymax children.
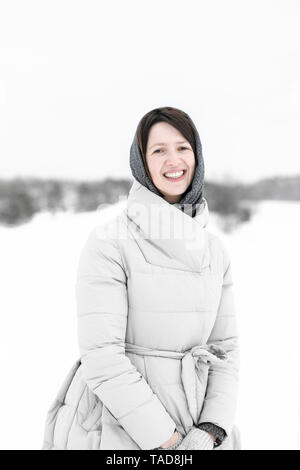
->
<box><xmin>42</xmin><ymin>178</ymin><xmax>240</xmax><ymax>450</ymax></box>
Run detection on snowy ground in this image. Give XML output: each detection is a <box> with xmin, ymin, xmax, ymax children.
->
<box><xmin>0</xmin><ymin>199</ymin><xmax>299</xmax><ymax>450</ymax></box>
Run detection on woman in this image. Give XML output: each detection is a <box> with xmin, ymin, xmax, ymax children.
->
<box><xmin>42</xmin><ymin>106</ymin><xmax>240</xmax><ymax>451</ymax></box>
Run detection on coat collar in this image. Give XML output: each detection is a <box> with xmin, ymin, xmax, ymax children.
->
<box><xmin>123</xmin><ymin>179</ymin><xmax>210</xmax><ymax>273</ymax></box>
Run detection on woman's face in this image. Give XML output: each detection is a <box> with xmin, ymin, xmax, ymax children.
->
<box><xmin>145</xmin><ymin>122</ymin><xmax>196</xmax><ymax>203</ymax></box>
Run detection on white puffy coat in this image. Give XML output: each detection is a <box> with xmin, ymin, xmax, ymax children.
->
<box><xmin>42</xmin><ymin>178</ymin><xmax>240</xmax><ymax>450</ymax></box>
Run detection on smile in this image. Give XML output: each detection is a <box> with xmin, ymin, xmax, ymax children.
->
<box><xmin>163</xmin><ymin>169</ymin><xmax>186</xmax><ymax>182</ymax></box>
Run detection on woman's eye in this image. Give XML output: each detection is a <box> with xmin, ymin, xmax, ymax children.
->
<box><xmin>154</xmin><ymin>147</ymin><xmax>189</xmax><ymax>154</ymax></box>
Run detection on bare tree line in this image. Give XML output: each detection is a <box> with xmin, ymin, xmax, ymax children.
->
<box><xmin>0</xmin><ymin>175</ymin><xmax>298</xmax><ymax>229</ymax></box>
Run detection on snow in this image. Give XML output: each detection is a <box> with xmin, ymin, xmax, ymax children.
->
<box><xmin>0</xmin><ymin>199</ymin><xmax>299</xmax><ymax>450</ymax></box>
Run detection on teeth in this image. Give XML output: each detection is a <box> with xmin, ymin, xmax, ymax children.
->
<box><xmin>164</xmin><ymin>170</ymin><xmax>184</xmax><ymax>178</ymax></box>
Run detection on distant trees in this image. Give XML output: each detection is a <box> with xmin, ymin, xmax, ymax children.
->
<box><xmin>0</xmin><ymin>174</ymin><xmax>299</xmax><ymax>228</ymax></box>
<box><xmin>0</xmin><ymin>179</ymin><xmax>37</xmax><ymax>226</ymax></box>
<box><xmin>0</xmin><ymin>177</ymin><xmax>132</xmax><ymax>227</ymax></box>
<box><xmin>203</xmin><ymin>182</ymin><xmax>252</xmax><ymax>232</ymax></box>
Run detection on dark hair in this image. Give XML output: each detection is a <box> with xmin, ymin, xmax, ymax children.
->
<box><xmin>135</xmin><ymin>106</ymin><xmax>198</xmax><ymax>181</ymax></box>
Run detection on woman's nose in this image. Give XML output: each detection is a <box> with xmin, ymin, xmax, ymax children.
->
<box><xmin>165</xmin><ymin>151</ymin><xmax>183</xmax><ymax>165</ymax></box>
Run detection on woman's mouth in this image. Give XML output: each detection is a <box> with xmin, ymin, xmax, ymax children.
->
<box><xmin>163</xmin><ymin>169</ymin><xmax>187</xmax><ymax>182</ymax></box>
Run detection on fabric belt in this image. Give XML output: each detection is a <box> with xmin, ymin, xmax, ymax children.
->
<box><xmin>124</xmin><ymin>342</ymin><xmax>228</xmax><ymax>425</ymax></box>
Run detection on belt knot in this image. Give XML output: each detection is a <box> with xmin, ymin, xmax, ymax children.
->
<box><xmin>181</xmin><ymin>343</ymin><xmax>228</xmax><ymax>424</ymax></box>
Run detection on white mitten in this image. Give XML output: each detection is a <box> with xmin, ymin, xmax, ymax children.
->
<box><xmin>176</xmin><ymin>427</ymin><xmax>214</xmax><ymax>450</ymax></box>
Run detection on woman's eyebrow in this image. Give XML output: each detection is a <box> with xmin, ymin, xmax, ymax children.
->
<box><xmin>149</xmin><ymin>141</ymin><xmax>188</xmax><ymax>150</ymax></box>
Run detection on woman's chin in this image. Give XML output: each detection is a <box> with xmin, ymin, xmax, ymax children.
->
<box><xmin>162</xmin><ymin>186</ymin><xmax>187</xmax><ymax>198</ymax></box>
<box><xmin>160</xmin><ymin>188</ymin><xmax>187</xmax><ymax>204</ymax></box>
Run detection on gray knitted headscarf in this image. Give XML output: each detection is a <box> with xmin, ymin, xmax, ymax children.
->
<box><xmin>129</xmin><ymin>112</ymin><xmax>205</xmax><ymax>218</ymax></box>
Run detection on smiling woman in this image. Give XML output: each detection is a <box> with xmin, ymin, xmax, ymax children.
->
<box><xmin>42</xmin><ymin>106</ymin><xmax>240</xmax><ymax>451</ymax></box>
<box><xmin>130</xmin><ymin>106</ymin><xmax>205</xmax><ymax>218</ymax></box>
<box><xmin>145</xmin><ymin>123</ymin><xmax>195</xmax><ymax>203</ymax></box>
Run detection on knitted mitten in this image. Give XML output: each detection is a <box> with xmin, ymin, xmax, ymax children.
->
<box><xmin>176</xmin><ymin>427</ymin><xmax>214</xmax><ymax>450</ymax></box>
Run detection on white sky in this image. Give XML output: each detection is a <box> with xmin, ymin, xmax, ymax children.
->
<box><xmin>0</xmin><ymin>0</ymin><xmax>300</xmax><ymax>184</ymax></box>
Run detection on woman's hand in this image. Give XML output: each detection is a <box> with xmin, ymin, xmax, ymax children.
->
<box><xmin>206</xmin><ymin>432</ymin><xmax>216</xmax><ymax>444</ymax></box>
<box><xmin>159</xmin><ymin>431</ymin><xmax>180</xmax><ymax>449</ymax></box>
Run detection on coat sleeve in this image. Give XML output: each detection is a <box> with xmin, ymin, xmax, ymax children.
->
<box><xmin>75</xmin><ymin>226</ymin><xmax>176</xmax><ymax>450</ymax></box>
<box><xmin>198</xmin><ymin>240</ymin><xmax>240</xmax><ymax>438</ymax></box>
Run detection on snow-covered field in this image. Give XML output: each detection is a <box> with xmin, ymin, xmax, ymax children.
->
<box><xmin>0</xmin><ymin>199</ymin><xmax>299</xmax><ymax>450</ymax></box>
